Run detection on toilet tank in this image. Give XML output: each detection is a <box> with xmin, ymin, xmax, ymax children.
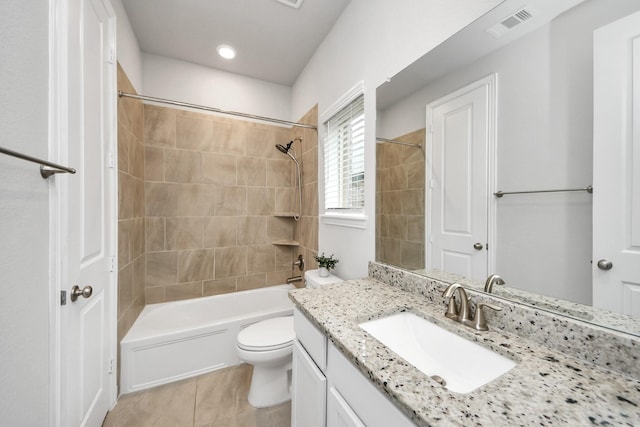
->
<box><xmin>304</xmin><ymin>269</ymin><xmax>343</xmax><ymax>288</ymax></box>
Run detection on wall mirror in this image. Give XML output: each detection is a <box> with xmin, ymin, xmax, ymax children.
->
<box><xmin>375</xmin><ymin>0</ymin><xmax>640</xmax><ymax>336</ymax></box>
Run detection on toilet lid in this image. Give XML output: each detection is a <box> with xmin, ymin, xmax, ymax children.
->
<box><xmin>238</xmin><ymin>316</ymin><xmax>295</xmax><ymax>351</ymax></box>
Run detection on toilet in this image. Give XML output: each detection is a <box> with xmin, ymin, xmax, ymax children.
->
<box><xmin>303</xmin><ymin>268</ymin><xmax>343</xmax><ymax>288</ymax></box>
<box><xmin>236</xmin><ymin>269</ymin><xmax>342</xmax><ymax>408</ymax></box>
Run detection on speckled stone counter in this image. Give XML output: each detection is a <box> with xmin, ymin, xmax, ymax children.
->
<box><xmin>412</xmin><ymin>268</ymin><xmax>640</xmax><ymax>335</ymax></box>
<box><xmin>289</xmin><ymin>278</ymin><xmax>640</xmax><ymax>426</ymax></box>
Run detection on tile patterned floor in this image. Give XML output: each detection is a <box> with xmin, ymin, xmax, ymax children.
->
<box><xmin>103</xmin><ymin>364</ymin><xmax>291</xmax><ymax>427</ymax></box>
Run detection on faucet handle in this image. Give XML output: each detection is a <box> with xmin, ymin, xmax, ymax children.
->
<box><xmin>473</xmin><ymin>303</ymin><xmax>502</xmax><ymax>331</ymax></box>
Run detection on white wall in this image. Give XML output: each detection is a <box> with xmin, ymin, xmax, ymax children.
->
<box><xmin>111</xmin><ymin>0</ymin><xmax>143</xmax><ymax>91</ymax></box>
<box><xmin>291</xmin><ymin>0</ymin><xmax>502</xmax><ymax>279</ymax></box>
<box><xmin>0</xmin><ymin>1</ymin><xmax>51</xmax><ymax>425</ymax></box>
<box><xmin>142</xmin><ymin>53</ymin><xmax>292</xmax><ymax>121</ymax></box>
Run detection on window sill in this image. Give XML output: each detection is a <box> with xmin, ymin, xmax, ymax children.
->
<box><xmin>320</xmin><ymin>212</ymin><xmax>368</xmax><ymax>229</ymax></box>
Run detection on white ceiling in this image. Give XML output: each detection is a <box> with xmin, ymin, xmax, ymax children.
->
<box><xmin>121</xmin><ymin>0</ymin><xmax>351</xmax><ymax>86</ymax></box>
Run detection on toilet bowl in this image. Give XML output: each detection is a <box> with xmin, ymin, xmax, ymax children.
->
<box><xmin>236</xmin><ymin>316</ymin><xmax>295</xmax><ymax>408</ymax></box>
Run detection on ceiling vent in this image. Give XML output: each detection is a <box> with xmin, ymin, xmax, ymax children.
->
<box><xmin>274</xmin><ymin>0</ymin><xmax>304</xmax><ymax>8</ymax></box>
<box><xmin>486</xmin><ymin>6</ymin><xmax>538</xmax><ymax>38</ymax></box>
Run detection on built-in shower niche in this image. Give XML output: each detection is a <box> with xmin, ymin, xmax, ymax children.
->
<box><xmin>271</xmin><ymin>213</ymin><xmax>300</xmax><ymax>247</ymax></box>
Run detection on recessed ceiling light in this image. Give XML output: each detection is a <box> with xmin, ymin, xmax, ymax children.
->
<box><xmin>274</xmin><ymin>0</ymin><xmax>304</xmax><ymax>8</ymax></box>
<box><xmin>217</xmin><ymin>44</ymin><xmax>236</xmax><ymax>59</ymax></box>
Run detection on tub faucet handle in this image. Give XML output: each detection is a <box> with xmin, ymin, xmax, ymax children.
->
<box><xmin>293</xmin><ymin>254</ymin><xmax>304</xmax><ymax>271</ymax></box>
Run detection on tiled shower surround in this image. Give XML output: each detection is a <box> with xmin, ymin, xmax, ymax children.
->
<box><xmin>143</xmin><ymin>104</ymin><xmax>318</xmax><ymax>303</ymax></box>
<box><xmin>117</xmin><ymin>64</ymin><xmax>319</xmax><ymax>313</ymax></box>
<box><xmin>375</xmin><ymin>128</ymin><xmax>425</xmax><ymax>270</ymax></box>
<box><xmin>117</xmin><ymin>63</ymin><xmax>145</xmax><ymax>347</ymax></box>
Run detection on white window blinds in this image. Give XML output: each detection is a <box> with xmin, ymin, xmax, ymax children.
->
<box><xmin>324</xmin><ymin>94</ymin><xmax>365</xmax><ymax>210</ymax></box>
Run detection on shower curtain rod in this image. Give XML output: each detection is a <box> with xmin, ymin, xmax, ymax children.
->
<box><xmin>118</xmin><ymin>91</ymin><xmax>318</xmax><ymax>130</ymax></box>
<box><xmin>376</xmin><ymin>136</ymin><xmax>423</xmax><ymax>149</ymax></box>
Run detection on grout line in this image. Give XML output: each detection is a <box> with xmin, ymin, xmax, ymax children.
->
<box><xmin>192</xmin><ymin>376</ymin><xmax>199</xmax><ymax>427</ymax></box>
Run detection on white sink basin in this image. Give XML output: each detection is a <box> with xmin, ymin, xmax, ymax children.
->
<box><xmin>359</xmin><ymin>312</ymin><xmax>516</xmax><ymax>394</ymax></box>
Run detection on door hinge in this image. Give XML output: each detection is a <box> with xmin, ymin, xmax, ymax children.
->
<box><xmin>108</xmin><ymin>46</ymin><xmax>115</xmax><ymax>64</ymax></box>
<box><xmin>429</xmin><ymin>124</ymin><xmax>434</xmax><ymax>134</ymax></box>
<box><xmin>110</xmin><ymin>256</ymin><xmax>116</xmax><ymax>272</ymax></box>
<box><xmin>108</xmin><ymin>151</ymin><xmax>115</xmax><ymax>168</ymax></box>
<box><xmin>60</xmin><ymin>290</ymin><xmax>67</xmax><ymax>306</ymax></box>
<box><xmin>108</xmin><ymin>359</ymin><xmax>114</xmax><ymax>374</ymax></box>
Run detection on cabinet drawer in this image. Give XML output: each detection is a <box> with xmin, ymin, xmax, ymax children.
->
<box><xmin>294</xmin><ymin>308</ymin><xmax>327</xmax><ymax>371</ymax></box>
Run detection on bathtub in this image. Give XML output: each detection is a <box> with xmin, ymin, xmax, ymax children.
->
<box><xmin>120</xmin><ymin>284</ymin><xmax>295</xmax><ymax>394</ymax></box>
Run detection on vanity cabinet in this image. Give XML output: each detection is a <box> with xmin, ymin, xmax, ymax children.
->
<box><xmin>326</xmin><ymin>385</ymin><xmax>365</xmax><ymax>427</ymax></box>
<box><xmin>326</xmin><ymin>342</ymin><xmax>414</xmax><ymax>427</ymax></box>
<box><xmin>292</xmin><ymin>308</ymin><xmax>414</xmax><ymax>427</ymax></box>
<box><xmin>292</xmin><ymin>308</ymin><xmax>327</xmax><ymax>427</ymax></box>
<box><xmin>292</xmin><ymin>341</ymin><xmax>326</xmax><ymax>427</ymax></box>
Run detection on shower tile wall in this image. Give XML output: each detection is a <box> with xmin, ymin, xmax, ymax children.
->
<box><xmin>117</xmin><ymin>63</ymin><xmax>145</xmax><ymax>356</ymax></box>
<box><xmin>291</xmin><ymin>106</ymin><xmax>319</xmax><ymax>275</ymax></box>
<box><xmin>143</xmin><ymin>104</ymin><xmax>318</xmax><ymax>303</ymax></box>
<box><xmin>376</xmin><ymin>128</ymin><xmax>425</xmax><ymax>270</ymax></box>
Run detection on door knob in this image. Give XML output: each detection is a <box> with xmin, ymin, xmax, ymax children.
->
<box><xmin>596</xmin><ymin>259</ymin><xmax>613</xmax><ymax>271</ymax></box>
<box><xmin>70</xmin><ymin>285</ymin><xmax>93</xmax><ymax>302</ymax></box>
<box><xmin>473</xmin><ymin>242</ymin><xmax>484</xmax><ymax>250</ymax></box>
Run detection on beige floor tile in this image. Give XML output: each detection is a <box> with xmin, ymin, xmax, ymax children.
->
<box><xmin>103</xmin><ymin>365</ymin><xmax>291</xmax><ymax>427</ymax></box>
<box><xmin>104</xmin><ymin>377</ymin><xmax>196</xmax><ymax>427</ymax></box>
<box><xmin>202</xmin><ymin>401</ymin><xmax>291</xmax><ymax>427</ymax></box>
<box><xmin>193</xmin><ymin>365</ymin><xmax>253</xmax><ymax>426</ymax></box>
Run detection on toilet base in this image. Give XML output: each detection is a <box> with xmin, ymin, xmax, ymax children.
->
<box><xmin>247</xmin><ymin>360</ymin><xmax>292</xmax><ymax>408</ymax></box>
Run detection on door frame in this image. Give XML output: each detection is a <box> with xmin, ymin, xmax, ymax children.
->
<box><xmin>425</xmin><ymin>73</ymin><xmax>498</xmax><ymax>277</ymax></box>
<box><xmin>49</xmin><ymin>0</ymin><xmax>118</xmax><ymax>425</ymax></box>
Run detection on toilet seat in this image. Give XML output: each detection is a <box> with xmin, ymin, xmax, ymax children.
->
<box><xmin>237</xmin><ymin>316</ymin><xmax>294</xmax><ymax>352</ymax></box>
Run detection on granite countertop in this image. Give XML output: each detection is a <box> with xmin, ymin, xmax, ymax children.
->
<box><xmin>289</xmin><ymin>278</ymin><xmax>640</xmax><ymax>427</ymax></box>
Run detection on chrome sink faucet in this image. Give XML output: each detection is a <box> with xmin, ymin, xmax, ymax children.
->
<box><xmin>484</xmin><ymin>274</ymin><xmax>505</xmax><ymax>293</ymax></box>
<box><xmin>442</xmin><ymin>283</ymin><xmax>502</xmax><ymax>331</ymax></box>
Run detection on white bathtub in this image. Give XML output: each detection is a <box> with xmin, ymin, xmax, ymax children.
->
<box><xmin>120</xmin><ymin>284</ymin><xmax>295</xmax><ymax>394</ymax></box>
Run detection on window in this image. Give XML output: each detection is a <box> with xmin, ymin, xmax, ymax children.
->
<box><xmin>324</xmin><ymin>93</ymin><xmax>365</xmax><ymax>211</ymax></box>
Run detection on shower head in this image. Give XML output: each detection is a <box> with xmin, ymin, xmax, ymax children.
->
<box><xmin>274</xmin><ymin>137</ymin><xmax>302</xmax><ymax>155</ymax></box>
<box><xmin>275</xmin><ymin>142</ymin><xmax>291</xmax><ymax>154</ymax></box>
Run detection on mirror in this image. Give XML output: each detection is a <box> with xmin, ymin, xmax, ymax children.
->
<box><xmin>375</xmin><ymin>0</ymin><xmax>640</xmax><ymax>336</ymax></box>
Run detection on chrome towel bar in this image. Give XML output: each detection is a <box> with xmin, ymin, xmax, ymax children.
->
<box><xmin>494</xmin><ymin>185</ymin><xmax>593</xmax><ymax>198</ymax></box>
<box><xmin>0</xmin><ymin>146</ymin><xmax>76</xmax><ymax>179</ymax></box>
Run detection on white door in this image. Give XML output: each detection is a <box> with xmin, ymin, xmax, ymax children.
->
<box><xmin>426</xmin><ymin>75</ymin><xmax>496</xmax><ymax>281</ymax></box>
<box><xmin>62</xmin><ymin>0</ymin><xmax>117</xmax><ymax>425</ymax></box>
<box><xmin>593</xmin><ymin>10</ymin><xmax>640</xmax><ymax>317</ymax></box>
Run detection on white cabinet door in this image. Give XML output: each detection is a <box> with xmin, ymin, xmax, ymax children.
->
<box><xmin>326</xmin><ymin>343</ymin><xmax>415</xmax><ymax>427</ymax></box>
<box><xmin>327</xmin><ymin>387</ymin><xmax>365</xmax><ymax>427</ymax></box>
<box><xmin>593</xmin><ymin>9</ymin><xmax>640</xmax><ymax>317</ymax></box>
<box><xmin>292</xmin><ymin>340</ymin><xmax>326</xmax><ymax>427</ymax></box>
